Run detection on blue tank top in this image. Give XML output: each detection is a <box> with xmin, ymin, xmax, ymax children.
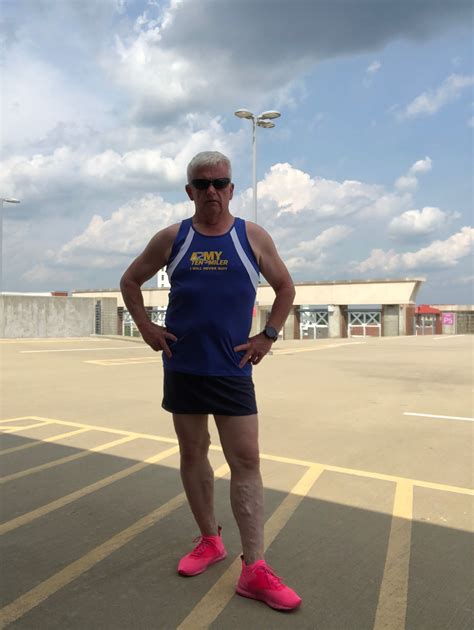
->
<box><xmin>163</xmin><ymin>217</ymin><xmax>260</xmax><ymax>376</ymax></box>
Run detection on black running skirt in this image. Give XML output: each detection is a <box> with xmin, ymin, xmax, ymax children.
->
<box><xmin>162</xmin><ymin>370</ymin><xmax>257</xmax><ymax>416</ymax></box>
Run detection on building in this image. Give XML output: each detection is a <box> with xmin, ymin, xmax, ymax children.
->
<box><xmin>3</xmin><ymin>280</ymin><xmax>472</xmax><ymax>339</ymax></box>
<box><xmin>157</xmin><ymin>270</ymin><xmax>170</xmax><ymax>289</ymax></box>
<box><xmin>73</xmin><ymin>278</ymin><xmax>425</xmax><ymax>339</ymax></box>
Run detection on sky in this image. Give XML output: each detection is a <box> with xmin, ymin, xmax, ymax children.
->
<box><xmin>1</xmin><ymin>0</ymin><xmax>473</xmax><ymax>304</ymax></box>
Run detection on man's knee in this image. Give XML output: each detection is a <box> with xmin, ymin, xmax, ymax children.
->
<box><xmin>227</xmin><ymin>448</ymin><xmax>260</xmax><ymax>473</ymax></box>
<box><xmin>179</xmin><ymin>433</ymin><xmax>211</xmax><ymax>465</ymax></box>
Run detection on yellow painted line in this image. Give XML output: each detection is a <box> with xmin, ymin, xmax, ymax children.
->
<box><xmin>0</xmin><ymin>417</ymin><xmax>37</xmax><ymax>425</ymax></box>
<box><xmin>272</xmin><ymin>342</ymin><xmax>364</xmax><ymax>355</ymax></box>
<box><xmin>178</xmin><ymin>465</ymin><xmax>324</xmax><ymax>629</ymax></box>
<box><xmin>246</xmin><ymin>452</ymin><xmax>474</xmax><ymax>497</ymax></box>
<box><xmin>23</xmin><ymin>416</ymin><xmax>179</xmax><ymax>445</ymax></box>
<box><xmin>263</xmin><ymin>464</ymin><xmax>325</xmax><ymax>540</ymax></box>
<box><xmin>2</xmin><ymin>422</ymin><xmax>53</xmax><ymax>434</ymax></box>
<box><xmin>16</xmin><ymin>417</ymin><xmax>474</xmax><ymax>497</ymax></box>
<box><xmin>21</xmin><ymin>347</ymin><xmax>147</xmax><ymax>353</ymax></box>
<box><xmin>0</xmin><ymin>436</ymin><xmax>136</xmax><ymax>484</ymax></box>
<box><xmin>0</xmin><ymin>445</ymin><xmax>180</xmax><ymax>535</ymax></box>
<box><xmin>319</xmin><ymin>465</ymin><xmax>474</xmax><ymax>497</ymax></box>
<box><xmin>373</xmin><ymin>481</ymin><xmax>413</xmax><ymax>630</ymax></box>
<box><xmin>0</xmin><ymin>428</ymin><xmax>90</xmax><ymax>455</ymax></box>
<box><xmin>85</xmin><ymin>357</ymin><xmax>161</xmax><ymax>366</ymax></box>
<box><xmin>0</xmin><ymin>463</ymin><xmax>230</xmax><ymax>628</ymax></box>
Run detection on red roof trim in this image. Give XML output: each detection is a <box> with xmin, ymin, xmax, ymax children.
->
<box><xmin>416</xmin><ymin>304</ymin><xmax>441</xmax><ymax>314</ymax></box>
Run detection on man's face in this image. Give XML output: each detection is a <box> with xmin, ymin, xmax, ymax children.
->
<box><xmin>185</xmin><ymin>162</ymin><xmax>234</xmax><ymax>215</ymax></box>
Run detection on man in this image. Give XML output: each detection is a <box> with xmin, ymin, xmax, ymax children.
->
<box><xmin>120</xmin><ymin>151</ymin><xmax>301</xmax><ymax>611</ymax></box>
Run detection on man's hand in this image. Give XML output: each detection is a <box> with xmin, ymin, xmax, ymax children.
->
<box><xmin>234</xmin><ymin>333</ymin><xmax>274</xmax><ymax>368</ymax></box>
<box><xmin>140</xmin><ymin>323</ymin><xmax>177</xmax><ymax>357</ymax></box>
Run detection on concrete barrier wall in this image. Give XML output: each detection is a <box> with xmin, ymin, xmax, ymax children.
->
<box><xmin>0</xmin><ymin>295</ymin><xmax>96</xmax><ymax>338</ymax></box>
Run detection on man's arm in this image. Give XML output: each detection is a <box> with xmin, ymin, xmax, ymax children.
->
<box><xmin>234</xmin><ymin>222</ymin><xmax>295</xmax><ymax>367</ymax></box>
<box><xmin>120</xmin><ymin>224</ymin><xmax>179</xmax><ymax>354</ymax></box>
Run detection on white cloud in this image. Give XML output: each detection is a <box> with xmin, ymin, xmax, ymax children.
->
<box><xmin>1</xmin><ymin>29</ymin><xmax>112</xmax><ymax>151</ymax></box>
<box><xmin>29</xmin><ymin>162</ymin><xmax>419</xmax><ymax>282</ymax></box>
<box><xmin>0</xmin><ymin>117</ymin><xmax>238</xmax><ymax>203</ymax></box>
<box><xmin>363</xmin><ymin>60</ymin><xmax>381</xmax><ymax>87</ymax></box>
<box><xmin>399</xmin><ymin>74</ymin><xmax>474</xmax><ymax>119</ymax></box>
<box><xmin>366</xmin><ymin>61</ymin><xmax>381</xmax><ymax>75</ymax></box>
<box><xmin>52</xmin><ymin>194</ymin><xmax>192</xmax><ymax>267</ymax></box>
<box><xmin>20</xmin><ymin>192</ymin><xmax>191</xmax><ymax>284</ymax></box>
<box><xmin>31</xmin><ymin>175</ymin><xmax>356</xmax><ymax>276</ymax></box>
<box><xmin>356</xmin><ymin>227</ymin><xmax>474</xmax><ymax>272</ymax></box>
<box><xmin>22</xmin><ymin>265</ymin><xmax>78</xmax><ymax>285</ymax></box>
<box><xmin>291</xmin><ymin>226</ymin><xmax>353</xmax><ymax>254</ymax></box>
<box><xmin>256</xmin><ymin>163</ymin><xmax>385</xmax><ymax>219</ymax></box>
<box><xmin>394</xmin><ymin>175</ymin><xmax>419</xmax><ymax>191</ymax></box>
<box><xmin>103</xmin><ymin>2</ymin><xmax>473</xmax><ymax>126</ymax></box>
<box><xmin>108</xmin><ymin>15</ymin><xmax>309</xmax><ymax>125</ymax></box>
<box><xmin>3</xmin><ymin>0</ymin><xmax>471</xmax><ymax>150</ymax></box>
<box><xmin>285</xmin><ymin>254</ymin><xmax>327</xmax><ymax>274</ymax></box>
<box><xmin>388</xmin><ymin>206</ymin><xmax>458</xmax><ymax>238</ymax></box>
<box><xmin>284</xmin><ymin>225</ymin><xmax>353</xmax><ymax>274</ymax></box>
<box><xmin>409</xmin><ymin>157</ymin><xmax>432</xmax><ymax>174</ymax></box>
<box><xmin>394</xmin><ymin>157</ymin><xmax>432</xmax><ymax>191</ymax></box>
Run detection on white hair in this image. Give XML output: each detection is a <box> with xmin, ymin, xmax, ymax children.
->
<box><xmin>187</xmin><ymin>151</ymin><xmax>232</xmax><ymax>182</ymax></box>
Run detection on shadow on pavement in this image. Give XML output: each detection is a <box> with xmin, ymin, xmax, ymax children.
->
<box><xmin>0</xmin><ymin>433</ymin><xmax>472</xmax><ymax>630</ymax></box>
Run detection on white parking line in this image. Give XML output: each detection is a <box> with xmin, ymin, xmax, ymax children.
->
<box><xmin>404</xmin><ymin>412</ymin><xmax>474</xmax><ymax>422</ymax></box>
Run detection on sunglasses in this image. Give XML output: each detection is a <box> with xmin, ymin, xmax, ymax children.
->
<box><xmin>191</xmin><ymin>178</ymin><xmax>231</xmax><ymax>190</ymax></box>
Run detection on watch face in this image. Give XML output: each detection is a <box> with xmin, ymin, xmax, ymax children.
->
<box><xmin>264</xmin><ymin>326</ymin><xmax>278</xmax><ymax>341</ymax></box>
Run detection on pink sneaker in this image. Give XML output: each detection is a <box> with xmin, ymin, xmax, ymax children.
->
<box><xmin>236</xmin><ymin>555</ymin><xmax>302</xmax><ymax>611</ymax></box>
<box><xmin>178</xmin><ymin>526</ymin><xmax>227</xmax><ymax>576</ymax></box>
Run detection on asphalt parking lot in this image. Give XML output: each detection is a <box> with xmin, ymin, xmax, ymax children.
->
<box><xmin>1</xmin><ymin>334</ymin><xmax>473</xmax><ymax>629</ymax></box>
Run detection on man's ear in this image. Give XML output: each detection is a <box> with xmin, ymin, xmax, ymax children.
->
<box><xmin>185</xmin><ymin>184</ymin><xmax>194</xmax><ymax>201</ymax></box>
<box><xmin>229</xmin><ymin>183</ymin><xmax>234</xmax><ymax>200</ymax></box>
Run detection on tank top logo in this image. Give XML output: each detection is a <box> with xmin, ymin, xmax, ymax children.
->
<box><xmin>190</xmin><ymin>250</ymin><xmax>229</xmax><ymax>271</ymax></box>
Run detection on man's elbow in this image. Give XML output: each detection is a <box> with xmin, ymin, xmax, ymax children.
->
<box><xmin>286</xmin><ymin>282</ymin><xmax>296</xmax><ymax>304</ymax></box>
<box><xmin>120</xmin><ymin>271</ymin><xmax>137</xmax><ymax>293</ymax></box>
<box><xmin>285</xmin><ymin>278</ymin><xmax>296</xmax><ymax>296</ymax></box>
<box><xmin>119</xmin><ymin>273</ymin><xmax>128</xmax><ymax>291</ymax></box>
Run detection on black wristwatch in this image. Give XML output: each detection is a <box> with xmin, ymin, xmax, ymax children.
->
<box><xmin>263</xmin><ymin>325</ymin><xmax>278</xmax><ymax>342</ymax></box>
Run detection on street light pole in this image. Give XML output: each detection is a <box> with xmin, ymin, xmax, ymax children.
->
<box><xmin>252</xmin><ymin>115</ymin><xmax>257</xmax><ymax>224</ymax></box>
<box><xmin>234</xmin><ymin>109</ymin><xmax>281</xmax><ymax>224</ymax></box>
<box><xmin>0</xmin><ymin>197</ymin><xmax>21</xmax><ymax>294</ymax></box>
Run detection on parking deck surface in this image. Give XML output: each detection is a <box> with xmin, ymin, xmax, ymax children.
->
<box><xmin>1</xmin><ymin>334</ymin><xmax>473</xmax><ymax>629</ymax></box>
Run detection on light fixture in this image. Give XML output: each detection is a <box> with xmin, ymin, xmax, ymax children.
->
<box><xmin>234</xmin><ymin>109</ymin><xmax>253</xmax><ymax>119</ymax></box>
<box><xmin>234</xmin><ymin>109</ymin><xmax>282</xmax><ymax>224</ymax></box>
<box><xmin>259</xmin><ymin>110</ymin><xmax>281</xmax><ymax>120</ymax></box>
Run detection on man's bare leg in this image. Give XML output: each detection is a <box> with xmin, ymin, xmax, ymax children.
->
<box><xmin>215</xmin><ymin>414</ymin><xmax>264</xmax><ymax>564</ymax></box>
<box><xmin>173</xmin><ymin>413</ymin><xmax>218</xmax><ymax>536</ymax></box>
